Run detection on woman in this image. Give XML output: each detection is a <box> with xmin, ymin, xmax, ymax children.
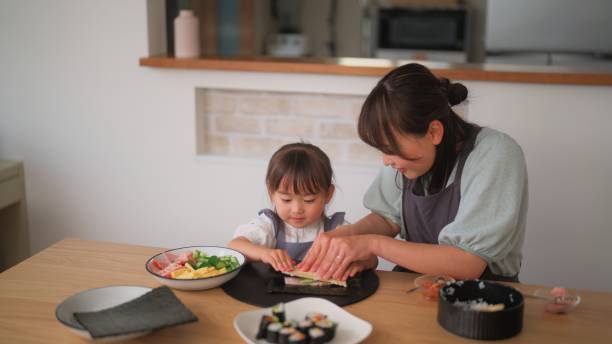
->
<box><xmin>297</xmin><ymin>63</ymin><xmax>528</xmax><ymax>282</ymax></box>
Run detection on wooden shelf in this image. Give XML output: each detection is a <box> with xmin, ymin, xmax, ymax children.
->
<box><xmin>139</xmin><ymin>55</ymin><xmax>612</xmax><ymax>86</ymax></box>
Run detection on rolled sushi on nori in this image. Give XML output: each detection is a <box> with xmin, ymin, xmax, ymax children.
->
<box><xmin>315</xmin><ymin>319</ymin><xmax>338</xmax><ymax>341</ymax></box>
<box><xmin>272</xmin><ymin>303</ymin><xmax>286</xmax><ymax>322</ymax></box>
<box><xmin>278</xmin><ymin>327</ymin><xmax>296</xmax><ymax>344</ymax></box>
<box><xmin>288</xmin><ymin>331</ymin><xmax>308</xmax><ymax>344</ymax></box>
<box><xmin>256</xmin><ymin>315</ymin><xmax>278</xmax><ymax>339</ymax></box>
<box><xmin>283</xmin><ymin>319</ymin><xmax>298</xmax><ymax>329</ymax></box>
<box><xmin>266</xmin><ymin>322</ymin><xmax>283</xmax><ymax>343</ymax></box>
<box><xmin>305</xmin><ymin>312</ymin><xmax>326</xmax><ymax>323</ymax></box>
<box><xmin>308</xmin><ymin>327</ymin><xmax>326</xmax><ymax>344</ymax></box>
<box><xmin>255</xmin><ymin>309</ymin><xmax>338</xmax><ymax>343</ymax></box>
<box><xmin>297</xmin><ymin>319</ymin><xmax>313</xmax><ymax>334</ymax></box>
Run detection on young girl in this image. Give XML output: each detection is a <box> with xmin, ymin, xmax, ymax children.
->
<box><xmin>228</xmin><ymin>142</ymin><xmax>377</xmax><ymax>278</ymax></box>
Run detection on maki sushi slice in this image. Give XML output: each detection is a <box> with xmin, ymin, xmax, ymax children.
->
<box><xmin>272</xmin><ymin>303</ymin><xmax>286</xmax><ymax>322</ymax></box>
<box><xmin>253</xmin><ymin>308</ymin><xmax>339</xmax><ymax>343</ymax></box>
<box><xmin>305</xmin><ymin>312</ymin><xmax>326</xmax><ymax>323</ymax></box>
<box><xmin>283</xmin><ymin>319</ymin><xmax>298</xmax><ymax>329</ymax></box>
<box><xmin>278</xmin><ymin>326</ymin><xmax>297</xmax><ymax>344</ymax></box>
<box><xmin>266</xmin><ymin>322</ymin><xmax>283</xmax><ymax>343</ymax></box>
<box><xmin>297</xmin><ymin>319</ymin><xmax>313</xmax><ymax>334</ymax></box>
<box><xmin>256</xmin><ymin>315</ymin><xmax>278</xmax><ymax>339</ymax></box>
<box><xmin>315</xmin><ymin>319</ymin><xmax>338</xmax><ymax>341</ymax></box>
<box><xmin>288</xmin><ymin>331</ymin><xmax>308</xmax><ymax>344</ymax></box>
<box><xmin>308</xmin><ymin>327</ymin><xmax>326</xmax><ymax>344</ymax></box>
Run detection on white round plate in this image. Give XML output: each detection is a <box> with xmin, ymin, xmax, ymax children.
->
<box><xmin>234</xmin><ymin>297</ymin><xmax>373</xmax><ymax>344</ymax></box>
<box><xmin>145</xmin><ymin>246</ymin><xmax>246</xmax><ymax>291</ymax></box>
<box><xmin>55</xmin><ymin>285</ymin><xmax>152</xmax><ymax>342</ymax></box>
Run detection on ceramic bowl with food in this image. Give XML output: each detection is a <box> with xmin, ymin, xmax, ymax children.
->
<box><xmin>145</xmin><ymin>246</ymin><xmax>246</xmax><ymax>291</ymax></box>
<box><xmin>414</xmin><ymin>274</ymin><xmax>455</xmax><ymax>301</ymax></box>
<box><xmin>437</xmin><ymin>280</ymin><xmax>524</xmax><ymax>340</ymax></box>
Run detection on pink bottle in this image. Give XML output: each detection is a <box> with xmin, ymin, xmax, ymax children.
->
<box><xmin>174</xmin><ymin>10</ymin><xmax>200</xmax><ymax>58</ymax></box>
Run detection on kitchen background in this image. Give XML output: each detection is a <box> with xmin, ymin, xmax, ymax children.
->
<box><xmin>1</xmin><ymin>0</ymin><xmax>611</xmax><ymax>291</ymax></box>
<box><xmin>169</xmin><ymin>0</ymin><xmax>612</xmax><ymax>69</ymax></box>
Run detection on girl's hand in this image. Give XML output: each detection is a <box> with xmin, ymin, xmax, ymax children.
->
<box><xmin>261</xmin><ymin>249</ymin><xmax>295</xmax><ymax>272</ymax></box>
<box><xmin>315</xmin><ymin>235</ymin><xmax>373</xmax><ymax>281</ymax></box>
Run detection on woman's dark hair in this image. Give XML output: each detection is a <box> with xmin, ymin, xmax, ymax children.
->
<box><xmin>266</xmin><ymin>142</ymin><xmax>334</xmax><ymax>195</ymax></box>
<box><xmin>358</xmin><ymin>63</ymin><xmax>474</xmax><ymax>193</ymax></box>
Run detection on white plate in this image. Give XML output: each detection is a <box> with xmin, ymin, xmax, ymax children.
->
<box><xmin>55</xmin><ymin>285</ymin><xmax>153</xmax><ymax>342</ymax></box>
<box><xmin>233</xmin><ymin>297</ymin><xmax>373</xmax><ymax>344</ymax></box>
<box><xmin>145</xmin><ymin>246</ymin><xmax>246</xmax><ymax>291</ymax></box>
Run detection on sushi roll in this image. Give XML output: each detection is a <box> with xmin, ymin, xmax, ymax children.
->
<box><xmin>266</xmin><ymin>322</ymin><xmax>283</xmax><ymax>343</ymax></box>
<box><xmin>278</xmin><ymin>327</ymin><xmax>296</xmax><ymax>344</ymax></box>
<box><xmin>283</xmin><ymin>319</ymin><xmax>298</xmax><ymax>329</ymax></box>
<box><xmin>297</xmin><ymin>319</ymin><xmax>313</xmax><ymax>334</ymax></box>
<box><xmin>288</xmin><ymin>331</ymin><xmax>308</xmax><ymax>344</ymax></box>
<box><xmin>256</xmin><ymin>315</ymin><xmax>278</xmax><ymax>339</ymax></box>
<box><xmin>315</xmin><ymin>319</ymin><xmax>338</xmax><ymax>341</ymax></box>
<box><xmin>308</xmin><ymin>327</ymin><xmax>326</xmax><ymax>344</ymax></box>
<box><xmin>272</xmin><ymin>303</ymin><xmax>286</xmax><ymax>322</ymax></box>
<box><xmin>305</xmin><ymin>312</ymin><xmax>326</xmax><ymax>323</ymax></box>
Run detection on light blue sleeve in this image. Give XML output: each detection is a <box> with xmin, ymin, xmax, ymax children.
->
<box><xmin>362</xmin><ymin>166</ymin><xmax>404</xmax><ymax>226</ymax></box>
<box><xmin>438</xmin><ymin>129</ymin><xmax>528</xmax><ymax>275</ymax></box>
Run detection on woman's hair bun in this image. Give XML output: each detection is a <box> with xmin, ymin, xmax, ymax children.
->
<box><xmin>439</xmin><ymin>77</ymin><xmax>468</xmax><ymax>106</ymax></box>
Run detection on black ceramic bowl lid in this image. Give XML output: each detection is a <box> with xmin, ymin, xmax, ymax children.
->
<box><xmin>437</xmin><ymin>280</ymin><xmax>524</xmax><ymax>340</ymax></box>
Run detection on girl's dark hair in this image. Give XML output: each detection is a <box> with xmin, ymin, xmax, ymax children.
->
<box><xmin>358</xmin><ymin>63</ymin><xmax>474</xmax><ymax>193</ymax></box>
<box><xmin>266</xmin><ymin>142</ymin><xmax>334</xmax><ymax>195</ymax></box>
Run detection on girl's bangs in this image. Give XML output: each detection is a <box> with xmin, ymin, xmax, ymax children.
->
<box><xmin>278</xmin><ymin>171</ymin><xmax>323</xmax><ymax>196</ymax></box>
<box><xmin>266</xmin><ymin>143</ymin><xmax>333</xmax><ymax>196</ymax></box>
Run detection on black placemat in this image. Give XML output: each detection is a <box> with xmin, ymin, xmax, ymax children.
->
<box><xmin>222</xmin><ymin>262</ymin><xmax>379</xmax><ymax>307</ymax></box>
<box><xmin>74</xmin><ymin>286</ymin><xmax>198</xmax><ymax>338</ymax></box>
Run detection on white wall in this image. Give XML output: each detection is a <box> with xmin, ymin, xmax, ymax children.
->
<box><xmin>486</xmin><ymin>0</ymin><xmax>612</xmax><ymax>53</ymax></box>
<box><xmin>1</xmin><ymin>1</ymin><xmax>611</xmax><ymax>291</ymax></box>
<box><xmin>466</xmin><ymin>82</ymin><xmax>612</xmax><ymax>291</ymax></box>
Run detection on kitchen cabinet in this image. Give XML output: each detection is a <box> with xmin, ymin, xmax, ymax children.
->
<box><xmin>0</xmin><ymin>160</ymin><xmax>30</xmax><ymax>271</ymax></box>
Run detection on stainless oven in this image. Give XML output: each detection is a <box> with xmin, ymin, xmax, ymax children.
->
<box><xmin>375</xmin><ymin>5</ymin><xmax>468</xmax><ymax>62</ymax></box>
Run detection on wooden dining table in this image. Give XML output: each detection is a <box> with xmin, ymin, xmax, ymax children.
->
<box><xmin>1</xmin><ymin>238</ymin><xmax>611</xmax><ymax>343</ymax></box>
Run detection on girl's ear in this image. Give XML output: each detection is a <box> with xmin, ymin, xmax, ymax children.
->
<box><xmin>324</xmin><ymin>185</ymin><xmax>335</xmax><ymax>204</ymax></box>
<box><xmin>428</xmin><ymin>120</ymin><xmax>444</xmax><ymax>146</ymax></box>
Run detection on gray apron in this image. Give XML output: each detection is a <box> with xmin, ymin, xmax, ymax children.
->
<box><xmin>395</xmin><ymin>127</ymin><xmax>519</xmax><ymax>282</ymax></box>
<box><xmin>259</xmin><ymin>209</ymin><xmax>346</xmax><ymax>262</ymax></box>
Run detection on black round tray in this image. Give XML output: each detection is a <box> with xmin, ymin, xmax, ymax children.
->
<box><xmin>437</xmin><ymin>280</ymin><xmax>524</xmax><ymax>340</ymax></box>
<box><xmin>222</xmin><ymin>262</ymin><xmax>379</xmax><ymax>307</ymax></box>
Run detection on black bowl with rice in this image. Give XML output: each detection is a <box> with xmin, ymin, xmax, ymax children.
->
<box><xmin>437</xmin><ymin>280</ymin><xmax>524</xmax><ymax>340</ymax></box>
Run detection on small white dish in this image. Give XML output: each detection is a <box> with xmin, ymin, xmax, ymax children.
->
<box><xmin>55</xmin><ymin>285</ymin><xmax>152</xmax><ymax>342</ymax></box>
<box><xmin>234</xmin><ymin>297</ymin><xmax>373</xmax><ymax>344</ymax></box>
<box><xmin>533</xmin><ymin>287</ymin><xmax>581</xmax><ymax>314</ymax></box>
<box><xmin>145</xmin><ymin>246</ymin><xmax>246</xmax><ymax>291</ymax></box>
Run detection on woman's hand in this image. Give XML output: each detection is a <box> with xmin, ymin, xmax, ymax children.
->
<box><xmin>297</xmin><ymin>225</ymin><xmax>351</xmax><ymax>271</ymax></box>
<box><xmin>314</xmin><ymin>235</ymin><xmax>374</xmax><ymax>281</ymax></box>
<box><xmin>339</xmin><ymin>260</ymin><xmax>368</xmax><ymax>281</ymax></box>
<box><xmin>297</xmin><ymin>227</ymin><xmax>347</xmax><ymax>272</ymax></box>
<box><xmin>261</xmin><ymin>249</ymin><xmax>295</xmax><ymax>272</ymax></box>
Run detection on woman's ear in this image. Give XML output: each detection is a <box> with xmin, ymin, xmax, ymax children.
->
<box><xmin>324</xmin><ymin>185</ymin><xmax>335</xmax><ymax>204</ymax></box>
<box><xmin>428</xmin><ymin>120</ymin><xmax>444</xmax><ymax>146</ymax></box>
